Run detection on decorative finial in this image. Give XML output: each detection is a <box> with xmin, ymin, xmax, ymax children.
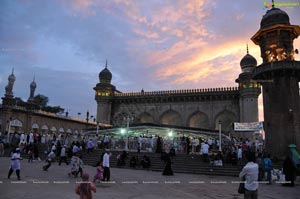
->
<box><xmin>12</xmin><ymin>68</ymin><xmax>14</xmax><ymax>74</ymax></box>
<box><xmin>272</xmin><ymin>0</ymin><xmax>275</xmax><ymax>8</ymax></box>
<box><xmin>33</xmin><ymin>74</ymin><xmax>35</xmax><ymax>82</ymax></box>
<box><xmin>105</xmin><ymin>59</ymin><xmax>108</xmax><ymax>69</ymax></box>
<box><xmin>246</xmin><ymin>44</ymin><xmax>249</xmax><ymax>54</ymax></box>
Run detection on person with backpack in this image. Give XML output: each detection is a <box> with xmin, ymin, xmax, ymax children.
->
<box><xmin>263</xmin><ymin>154</ymin><xmax>272</xmax><ymax>184</ymax></box>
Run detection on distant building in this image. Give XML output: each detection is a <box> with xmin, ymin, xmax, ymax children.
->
<box><xmin>0</xmin><ymin>71</ymin><xmax>96</xmax><ymax>136</ymax></box>
<box><xmin>94</xmin><ymin>56</ymin><xmax>261</xmax><ymax>135</ymax></box>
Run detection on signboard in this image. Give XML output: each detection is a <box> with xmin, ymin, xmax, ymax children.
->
<box><xmin>234</xmin><ymin>122</ymin><xmax>263</xmax><ymax>131</ymax></box>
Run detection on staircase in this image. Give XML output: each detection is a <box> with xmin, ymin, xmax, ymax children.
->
<box><xmin>80</xmin><ymin>149</ymin><xmax>241</xmax><ymax>177</ymax></box>
<box><xmin>4</xmin><ymin>146</ymin><xmax>241</xmax><ymax>177</ymax></box>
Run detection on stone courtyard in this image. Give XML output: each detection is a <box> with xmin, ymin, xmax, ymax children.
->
<box><xmin>0</xmin><ymin>157</ymin><xmax>299</xmax><ymax>199</ymax></box>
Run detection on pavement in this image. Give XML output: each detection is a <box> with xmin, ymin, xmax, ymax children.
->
<box><xmin>0</xmin><ymin>157</ymin><xmax>299</xmax><ymax>199</ymax></box>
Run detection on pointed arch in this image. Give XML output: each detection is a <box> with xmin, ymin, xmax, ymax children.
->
<box><xmin>187</xmin><ymin>111</ymin><xmax>209</xmax><ymax>129</ymax></box>
<box><xmin>32</xmin><ymin>123</ymin><xmax>39</xmax><ymax>129</ymax></box>
<box><xmin>160</xmin><ymin>110</ymin><xmax>182</xmax><ymax>126</ymax></box>
<box><xmin>41</xmin><ymin>125</ymin><xmax>49</xmax><ymax>130</ymax></box>
<box><xmin>214</xmin><ymin>110</ymin><xmax>237</xmax><ymax>131</ymax></box>
<box><xmin>112</xmin><ymin>112</ymin><xmax>128</xmax><ymax>127</ymax></box>
<box><xmin>10</xmin><ymin>119</ymin><xmax>23</xmax><ymax>127</ymax></box>
<box><xmin>137</xmin><ymin>112</ymin><xmax>154</xmax><ymax>123</ymax></box>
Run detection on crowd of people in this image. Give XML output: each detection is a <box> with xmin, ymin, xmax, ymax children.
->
<box><xmin>1</xmin><ymin>129</ymin><xmax>298</xmax><ymax>199</ymax></box>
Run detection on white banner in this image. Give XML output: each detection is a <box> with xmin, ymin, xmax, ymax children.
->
<box><xmin>234</xmin><ymin>122</ymin><xmax>263</xmax><ymax>131</ymax></box>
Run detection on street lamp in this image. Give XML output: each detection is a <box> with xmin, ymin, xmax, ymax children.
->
<box><xmin>96</xmin><ymin>121</ymin><xmax>99</xmax><ymax>135</ymax></box>
<box><xmin>218</xmin><ymin>120</ymin><xmax>222</xmax><ymax>152</ymax></box>
<box><xmin>123</xmin><ymin>115</ymin><xmax>134</xmax><ymax>151</ymax></box>
<box><xmin>86</xmin><ymin>110</ymin><xmax>89</xmax><ymax>123</ymax></box>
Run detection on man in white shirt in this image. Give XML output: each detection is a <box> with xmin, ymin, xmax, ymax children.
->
<box><xmin>29</xmin><ymin>132</ymin><xmax>34</xmax><ymax>144</ymax></box>
<box><xmin>239</xmin><ymin>154</ymin><xmax>259</xmax><ymax>199</ymax></box>
<box><xmin>87</xmin><ymin>139</ymin><xmax>94</xmax><ymax>153</ymax></box>
<box><xmin>103</xmin><ymin>135</ymin><xmax>109</xmax><ymax>149</ymax></box>
<box><xmin>102</xmin><ymin>150</ymin><xmax>110</xmax><ymax>181</ymax></box>
<box><xmin>8</xmin><ymin>148</ymin><xmax>22</xmax><ymax>180</ymax></box>
<box><xmin>201</xmin><ymin>142</ymin><xmax>209</xmax><ymax>163</ymax></box>
<box><xmin>59</xmin><ymin>145</ymin><xmax>68</xmax><ymax>165</ymax></box>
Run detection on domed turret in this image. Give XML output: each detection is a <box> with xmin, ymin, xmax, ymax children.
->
<box><xmin>99</xmin><ymin>60</ymin><xmax>112</xmax><ymax>84</ymax></box>
<box><xmin>8</xmin><ymin>71</ymin><xmax>16</xmax><ymax>82</ymax></box>
<box><xmin>28</xmin><ymin>75</ymin><xmax>37</xmax><ymax>102</ymax></box>
<box><xmin>30</xmin><ymin>80</ymin><xmax>37</xmax><ymax>89</ymax></box>
<box><xmin>240</xmin><ymin>46</ymin><xmax>257</xmax><ymax>73</ymax></box>
<box><xmin>260</xmin><ymin>7</ymin><xmax>290</xmax><ymax>29</ymax></box>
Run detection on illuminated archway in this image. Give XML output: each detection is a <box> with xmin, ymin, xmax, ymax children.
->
<box><xmin>188</xmin><ymin>111</ymin><xmax>209</xmax><ymax>129</ymax></box>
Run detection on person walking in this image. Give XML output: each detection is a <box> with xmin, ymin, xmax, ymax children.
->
<box><xmin>8</xmin><ymin>148</ymin><xmax>22</xmax><ymax>180</ymax></box>
<box><xmin>76</xmin><ymin>155</ymin><xmax>84</xmax><ymax>178</ymax></box>
<box><xmin>43</xmin><ymin>150</ymin><xmax>55</xmax><ymax>171</ymax></box>
<box><xmin>201</xmin><ymin>141</ymin><xmax>209</xmax><ymax>163</ymax></box>
<box><xmin>102</xmin><ymin>150</ymin><xmax>110</xmax><ymax>181</ymax></box>
<box><xmin>239</xmin><ymin>154</ymin><xmax>259</xmax><ymax>199</ymax></box>
<box><xmin>263</xmin><ymin>154</ymin><xmax>272</xmax><ymax>184</ymax></box>
<box><xmin>75</xmin><ymin>173</ymin><xmax>96</xmax><ymax>199</ymax></box>
<box><xmin>87</xmin><ymin>139</ymin><xmax>94</xmax><ymax>154</ymax></box>
<box><xmin>162</xmin><ymin>154</ymin><xmax>173</xmax><ymax>176</ymax></box>
<box><xmin>59</xmin><ymin>145</ymin><xmax>69</xmax><ymax>165</ymax></box>
<box><xmin>0</xmin><ymin>139</ymin><xmax>4</xmax><ymax>156</ymax></box>
<box><xmin>283</xmin><ymin>155</ymin><xmax>297</xmax><ymax>187</ymax></box>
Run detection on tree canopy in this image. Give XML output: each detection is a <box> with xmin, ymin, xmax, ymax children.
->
<box><xmin>13</xmin><ymin>94</ymin><xmax>64</xmax><ymax>114</ymax></box>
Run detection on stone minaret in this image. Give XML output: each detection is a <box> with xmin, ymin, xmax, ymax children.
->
<box><xmin>93</xmin><ymin>61</ymin><xmax>116</xmax><ymax>124</ymax></box>
<box><xmin>251</xmin><ymin>5</ymin><xmax>300</xmax><ymax>158</ymax></box>
<box><xmin>236</xmin><ymin>46</ymin><xmax>261</xmax><ymax>124</ymax></box>
<box><xmin>28</xmin><ymin>75</ymin><xmax>37</xmax><ymax>103</ymax></box>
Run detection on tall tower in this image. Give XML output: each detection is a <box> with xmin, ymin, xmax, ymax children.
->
<box><xmin>236</xmin><ymin>46</ymin><xmax>261</xmax><ymax>124</ymax></box>
<box><xmin>28</xmin><ymin>76</ymin><xmax>37</xmax><ymax>103</ymax></box>
<box><xmin>251</xmin><ymin>5</ymin><xmax>300</xmax><ymax>158</ymax></box>
<box><xmin>93</xmin><ymin>61</ymin><xmax>115</xmax><ymax>124</ymax></box>
<box><xmin>3</xmin><ymin>69</ymin><xmax>16</xmax><ymax>106</ymax></box>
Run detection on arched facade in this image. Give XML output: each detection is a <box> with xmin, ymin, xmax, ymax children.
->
<box><xmin>160</xmin><ymin>110</ymin><xmax>182</xmax><ymax>126</ymax></box>
<box><xmin>137</xmin><ymin>112</ymin><xmax>154</xmax><ymax>123</ymax></box>
<box><xmin>187</xmin><ymin>111</ymin><xmax>209</xmax><ymax>129</ymax></box>
<box><xmin>214</xmin><ymin>110</ymin><xmax>237</xmax><ymax>132</ymax></box>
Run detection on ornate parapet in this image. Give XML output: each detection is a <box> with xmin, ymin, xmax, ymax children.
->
<box><xmin>113</xmin><ymin>87</ymin><xmax>239</xmax><ymax>104</ymax></box>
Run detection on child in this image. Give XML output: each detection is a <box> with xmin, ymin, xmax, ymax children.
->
<box><xmin>75</xmin><ymin>173</ymin><xmax>96</xmax><ymax>199</ymax></box>
<box><xmin>93</xmin><ymin>161</ymin><xmax>103</xmax><ymax>183</ymax></box>
<box><xmin>68</xmin><ymin>153</ymin><xmax>79</xmax><ymax>177</ymax></box>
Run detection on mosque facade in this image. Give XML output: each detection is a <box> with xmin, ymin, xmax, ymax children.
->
<box><xmin>94</xmin><ymin>57</ymin><xmax>261</xmax><ymax>134</ymax></box>
<box><xmin>94</xmin><ymin>5</ymin><xmax>300</xmax><ymax>158</ymax></box>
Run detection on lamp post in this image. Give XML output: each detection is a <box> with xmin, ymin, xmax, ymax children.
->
<box><xmin>96</xmin><ymin>121</ymin><xmax>99</xmax><ymax>135</ymax></box>
<box><xmin>123</xmin><ymin>116</ymin><xmax>133</xmax><ymax>151</ymax></box>
<box><xmin>218</xmin><ymin>120</ymin><xmax>222</xmax><ymax>152</ymax></box>
<box><xmin>86</xmin><ymin>110</ymin><xmax>89</xmax><ymax>123</ymax></box>
<box><xmin>7</xmin><ymin>117</ymin><xmax>12</xmax><ymax>144</ymax></box>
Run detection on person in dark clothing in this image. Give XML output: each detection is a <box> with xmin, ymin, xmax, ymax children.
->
<box><xmin>156</xmin><ymin>137</ymin><xmax>162</xmax><ymax>153</ymax></box>
<box><xmin>162</xmin><ymin>154</ymin><xmax>173</xmax><ymax>176</ymax></box>
<box><xmin>129</xmin><ymin>156</ymin><xmax>138</xmax><ymax>168</ymax></box>
<box><xmin>169</xmin><ymin>146</ymin><xmax>176</xmax><ymax>157</ymax></box>
<box><xmin>231</xmin><ymin>151</ymin><xmax>238</xmax><ymax>165</ymax></box>
<box><xmin>141</xmin><ymin>155</ymin><xmax>151</xmax><ymax>169</ymax></box>
<box><xmin>283</xmin><ymin>156</ymin><xmax>297</xmax><ymax>187</ymax></box>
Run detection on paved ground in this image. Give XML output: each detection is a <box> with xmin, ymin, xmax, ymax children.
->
<box><xmin>0</xmin><ymin>157</ymin><xmax>299</xmax><ymax>199</ymax></box>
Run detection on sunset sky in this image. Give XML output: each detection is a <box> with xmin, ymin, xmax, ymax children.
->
<box><xmin>1</xmin><ymin>0</ymin><xmax>300</xmax><ymax>120</ymax></box>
